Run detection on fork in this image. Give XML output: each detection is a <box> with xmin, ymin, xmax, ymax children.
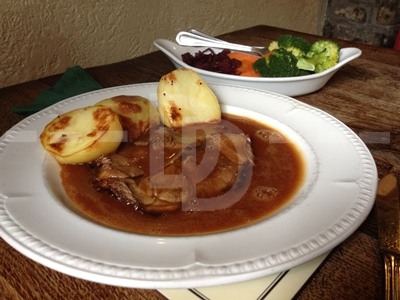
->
<box><xmin>175</xmin><ymin>29</ymin><xmax>270</xmax><ymax>56</ymax></box>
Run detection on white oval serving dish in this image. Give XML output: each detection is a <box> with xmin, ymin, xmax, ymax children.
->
<box><xmin>154</xmin><ymin>39</ymin><xmax>362</xmax><ymax>97</ymax></box>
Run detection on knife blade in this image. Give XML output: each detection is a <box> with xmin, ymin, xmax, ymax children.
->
<box><xmin>376</xmin><ymin>173</ymin><xmax>400</xmax><ymax>300</ymax></box>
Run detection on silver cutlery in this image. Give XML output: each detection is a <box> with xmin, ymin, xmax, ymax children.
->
<box><xmin>175</xmin><ymin>29</ymin><xmax>270</xmax><ymax>56</ymax></box>
<box><xmin>376</xmin><ymin>172</ymin><xmax>400</xmax><ymax>300</ymax></box>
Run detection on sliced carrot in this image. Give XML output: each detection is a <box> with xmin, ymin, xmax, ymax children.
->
<box><xmin>228</xmin><ymin>52</ymin><xmax>260</xmax><ymax>77</ymax></box>
<box><xmin>227</xmin><ymin>52</ymin><xmax>260</xmax><ymax>63</ymax></box>
<box><xmin>228</xmin><ymin>52</ymin><xmax>270</xmax><ymax>77</ymax></box>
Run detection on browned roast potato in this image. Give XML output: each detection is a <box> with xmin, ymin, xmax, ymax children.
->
<box><xmin>40</xmin><ymin>105</ymin><xmax>123</xmax><ymax>164</ymax></box>
<box><xmin>157</xmin><ymin>68</ymin><xmax>221</xmax><ymax>128</ymax></box>
<box><xmin>96</xmin><ymin>95</ymin><xmax>160</xmax><ymax>141</ymax></box>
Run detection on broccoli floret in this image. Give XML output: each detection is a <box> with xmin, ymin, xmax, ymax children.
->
<box><xmin>268</xmin><ymin>34</ymin><xmax>312</xmax><ymax>59</ymax></box>
<box><xmin>268</xmin><ymin>40</ymin><xmax>279</xmax><ymax>52</ymax></box>
<box><xmin>297</xmin><ymin>40</ymin><xmax>340</xmax><ymax>73</ymax></box>
<box><xmin>253</xmin><ymin>48</ymin><xmax>311</xmax><ymax>77</ymax></box>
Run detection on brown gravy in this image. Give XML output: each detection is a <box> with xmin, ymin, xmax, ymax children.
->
<box><xmin>60</xmin><ymin>113</ymin><xmax>305</xmax><ymax>236</ymax></box>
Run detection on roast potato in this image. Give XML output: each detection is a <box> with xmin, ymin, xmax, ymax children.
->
<box><xmin>96</xmin><ymin>95</ymin><xmax>160</xmax><ymax>141</ymax></box>
<box><xmin>40</xmin><ymin>105</ymin><xmax>123</xmax><ymax>164</ymax></box>
<box><xmin>157</xmin><ymin>68</ymin><xmax>221</xmax><ymax>128</ymax></box>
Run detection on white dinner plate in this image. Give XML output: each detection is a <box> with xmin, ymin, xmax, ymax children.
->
<box><xmin>154</xmin><ymin>39</ymin><xmax>362</xmax><ymax>97</ymax></box>
<box><xmin>0</xmin><ymin>83</ymin><xmax>377</xmax><ymax>289</ymax></box>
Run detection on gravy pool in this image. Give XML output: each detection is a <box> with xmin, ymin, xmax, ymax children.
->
<box><xmin>60</xmin><ymin>113</ymin><xmax>306</xmax><ymax>236</ymax></box>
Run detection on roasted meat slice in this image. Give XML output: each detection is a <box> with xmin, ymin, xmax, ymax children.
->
<box><xmin>91</xmin><ymin>122</ymin><xmax>254</xmax><ymax>214</ymax></box>
<box><xmin>93</xmin><ymin>153</ymin><xmax>144</xmax><ymax>180</ymax></box>
<box><xmin>149</xmin><ymin>124</ymin><xmax>227</xmax><ymax>151</ymax></box>
<box><xmin>96</xmin><ymin>178</ymin><xmax>141</xmax><ymax>210</ymax></box>
<box><xmin>210</xmin><ymin>133</ymin><xmax>254</xmax><ymax>165</ymax></box>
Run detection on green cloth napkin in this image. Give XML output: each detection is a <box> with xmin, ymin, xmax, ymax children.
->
<box><xmin>13</xmin><ymin>66</ymin><xmax>103</xmax><ymax>116</ymax></box>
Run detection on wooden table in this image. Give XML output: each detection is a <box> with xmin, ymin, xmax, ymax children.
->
<box><xmin>1</xmin><ymin>25</ymin><xmax>399</xmax><ymax>299</ymax></box>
